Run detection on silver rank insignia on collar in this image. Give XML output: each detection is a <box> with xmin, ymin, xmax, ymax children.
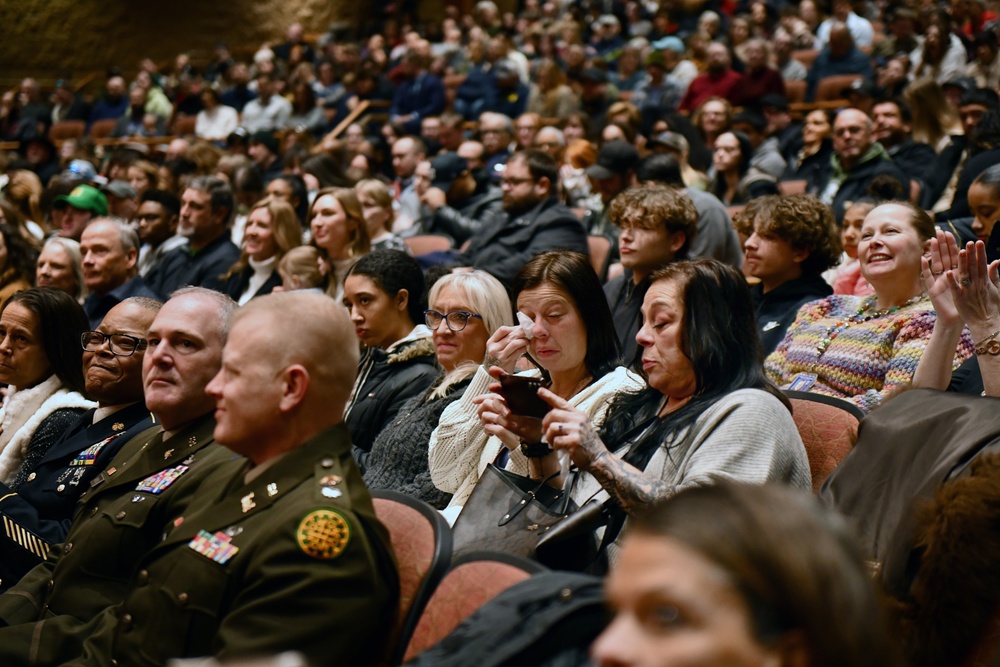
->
<box><xmin>241</xmin><ymin>492</ymin><xmax>256</xmax><ymax>513</ymax></box>
<box><xmin>188</xmin><ymin>436</ymin><xmax>198</xmax><ymax>448</ymax></box>
<box><xmin>267</xmin><ymin>483</ymin><xmax>278</xmax><ymax>497</ymax></box>
<box><xmin>164</xmin><ymin>449</ymin><xmax>174</xmax><ymax>460</ymax></box>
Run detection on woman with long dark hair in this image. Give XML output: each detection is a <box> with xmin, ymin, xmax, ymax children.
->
<box><xmin>535</xmin><ymin>260</ymin><xmax>810</xmax><ymax>561</ymax></box>
<box><xmin>0</xmin><ymin>288</ymin><xmax>94</xmax><ymax>486</ymax></box>
<box><xmin>430</xmin><ymin>251</ymin><xmax>644</xmax><ymax>509</ymax></box>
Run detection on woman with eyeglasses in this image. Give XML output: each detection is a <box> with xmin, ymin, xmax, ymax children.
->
<box><xmin>429</xmin><ymin>251</ymin><xmax>644</xmax><ymax>510</ymax></box>
<box><xmin>0</xmin><ymin>288</ymin><xmax>94</xmax><ymax>488</ymax></box>
<box><xmin>342</xmin><ymin>250</ymin><xmax>439</xmax><ymax>471</ymax></box>
<box><xmin>363</xmin><ymin>271</ymin><xmax>512</xmax><ymax>508</ymax></box>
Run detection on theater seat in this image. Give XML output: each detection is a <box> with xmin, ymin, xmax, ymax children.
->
<box><xmin>784</xmin><ymin>390</ymin><xmax>863</xmax><ymax>491</ymax></box>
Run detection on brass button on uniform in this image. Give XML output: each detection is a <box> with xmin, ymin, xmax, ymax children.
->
<box><xmin>320</xmin><ymin>458</ymin><xmax>334</xmax><ymax>469</ymax></box>
<box><xmin>121</xmin><ymin>613</ymin><xmax>133</xmax><ymax>630</ymax></box>
<box><xmin>63</xmin><ymin>542</ymin><xmax>73</xmax><ymax>554</ymax></box>
<box><xmin>136</xmin><ymin>569</ymin><xmax>149</xmax><ymax>585</ymax></box>
<box><xmin>116</xmin><ymin>511</ymin><xmax>126</xmax><ymax>520</ymax></box>
<box><xmin>177</xmin><ymin>592</ymin><xmax>189</xmax><ymax>605</ymax></box>
<box><xmin>56</xmin><ymin>484</ymin><xmax>65</xmax><ymax>492</ymax></box>
<box><xmin>26</xmin><ymin>472</ymin><xmax>35</xmax><ymax>482</ymax></box>
<box><xmin>90</xmin><ymin>507</ymin><xmax>99</xmax><ymax>517</ymax></box>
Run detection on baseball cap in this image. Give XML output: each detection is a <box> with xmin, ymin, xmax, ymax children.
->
<box><xmin>62</xmin><ymin>159</ymin><xmax>97</xmax><ymax>182</ymax></box>
<box><xmin>430</xmin><ymin>152</ymin><xmax>468</xmax><ymax>190</ymax></box>
<box><xmin>943</xmin><ymin>76</ymin><xmax>977</xmax><ymax>93</ymax></box>
<box><xmin>651</xmin><ymin>36</ymin><xmax>685</xmax><ymax>53</ymax></box>
<box><xmin>105</xmin><ymin>180</ymin><xmax>137</xmax><ymax>199</ymax></box>
<box><xmin>647</xmin><ymin>131</ymin><xmax>688</xmax><ymax>153</ymax></box>
<box><xmin>492</xmin><ymin>60</ymin><xmax>518</xmax><ymax>79</ymax></box>
<box><xmin>586</xmin><ymin>140</ymin><xmax>640</xmax><ymax>180</ymax></box>
<box><xmin>54</xmin><ymin>184</ymin><xmax>109</xmax><ymax>216</ymax></box>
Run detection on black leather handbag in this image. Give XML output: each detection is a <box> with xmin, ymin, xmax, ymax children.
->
<box><xmin>450</xmin><ymin>464</ymin><xmax>600</xmax><ymax>571</ymax></box>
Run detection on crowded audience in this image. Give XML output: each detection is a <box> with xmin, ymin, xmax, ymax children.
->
<box><xmin>2</xmin><ymin>2</ymin><xmax>1000</xmax><ymax>664</ymax></box>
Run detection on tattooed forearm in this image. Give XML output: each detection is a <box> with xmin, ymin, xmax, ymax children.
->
<box><xmin>585</xmin><ymin>440</ymin><xmax>674</xmax><ymax>515</ymax></box>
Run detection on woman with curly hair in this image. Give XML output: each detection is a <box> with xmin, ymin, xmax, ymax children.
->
<box><xmin>735</xmin><ymin>195</ymin><xmax>842</xmax><ymax>354</ymax></box>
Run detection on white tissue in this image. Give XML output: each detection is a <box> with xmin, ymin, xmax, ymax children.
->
<box><xmin>516</xmin><ymin>311</ymin><xmax>534</xmax><ymax>340</ymax></box>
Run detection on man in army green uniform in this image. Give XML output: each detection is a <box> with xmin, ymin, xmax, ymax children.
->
<box><xmin>66</xmin><ymin>291</ymin><xmax>399</xmax><ymax>667</ymax></box>
<box><xmin>0</xmin><ymin>287</ymin><xmax>239</xmax><ymax>664</ymax></box>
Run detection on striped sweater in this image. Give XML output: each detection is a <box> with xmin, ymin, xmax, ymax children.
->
<box><xmin>765</xmin><ymin>295</ymin><xmax>974</xmax><ymax>413</ymax></box>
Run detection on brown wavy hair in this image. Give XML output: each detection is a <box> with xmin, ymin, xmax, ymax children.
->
<box><xmin>733</xmin><ymin>194</ymin><xmax>843</xmax><ymax>276</ymax></box>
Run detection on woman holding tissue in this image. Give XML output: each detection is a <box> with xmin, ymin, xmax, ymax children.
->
<box><xmin>523</xmin><ymin>260</ymin><xmax>810</xmax><ymax>563</ymax></box>
<box><xmin>428</xmin><ymin>251</ymin><xmax>644</xmax><ymax>510</ymax></box>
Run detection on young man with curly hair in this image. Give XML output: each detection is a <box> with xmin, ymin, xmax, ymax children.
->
<box><xmin>603</xmin><ymin>184</ymin><xmax>699</xmax><ymax>367</ymax></box>
<box><xmin>735</xmin><ymin>194</ymin><xmax>843</xmax><ymax>354</ymax></box>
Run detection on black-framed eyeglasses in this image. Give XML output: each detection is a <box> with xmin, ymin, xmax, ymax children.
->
<box><xmin>81</xmin><ymin>331</ymin><xmax>148</xmax><ymax>357</ymax></box>
<box><xmin>424</xmin><ymin>310</ymin><xmax>483</xmax><ymax>332</ymax></box>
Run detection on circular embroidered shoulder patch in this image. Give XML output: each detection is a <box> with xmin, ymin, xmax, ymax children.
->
<box><xmin>296</xmin><ymin>509</ymin><xmax>350</xmax><ymax>560</ymax></box>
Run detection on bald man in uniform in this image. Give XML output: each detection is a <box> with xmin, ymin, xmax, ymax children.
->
<box><xmin>0</xmin><ymin>287</ymin><xmax>238</xmax><ymax>664</ymax></box>
<box><xmin>66</xmin><ymin>292</ymin><xmax>399</xmax><ymax>667</ymax></box>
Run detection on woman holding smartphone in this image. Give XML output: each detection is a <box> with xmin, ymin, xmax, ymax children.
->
<box><xmin>428</xmin><ymin>251</ymin><xmax>643</xmax><ymax>510</ymax></box>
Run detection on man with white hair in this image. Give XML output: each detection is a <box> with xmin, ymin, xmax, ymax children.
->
<box><xmin>80</xmin><ymin>218</ymin><xmax>159</xmax><ymax>327</ymax></box>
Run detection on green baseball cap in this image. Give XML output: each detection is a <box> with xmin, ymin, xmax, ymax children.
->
<box><xmin>54</xmin><ymin>185</ymin><xmax>108</xmax><ymax>217</ymax></box>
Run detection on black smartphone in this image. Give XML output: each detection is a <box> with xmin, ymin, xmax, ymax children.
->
<box><xmin>498</xmin><ymin>373</ymin><xmax>552</xmax><ymax>419</ymax></box>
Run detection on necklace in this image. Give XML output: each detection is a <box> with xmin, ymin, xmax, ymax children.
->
<box><xmin>816</xmin><ymin>293</ymin><xmax>927</xmax><ymax>355</ymax></box>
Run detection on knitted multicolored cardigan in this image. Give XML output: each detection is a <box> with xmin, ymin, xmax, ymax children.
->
<box><xmin>764</xmin><ymin>295</ymin><xmax>974</xmax><ymax>413</ymax></box>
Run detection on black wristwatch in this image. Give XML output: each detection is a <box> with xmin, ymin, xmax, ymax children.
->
<box><xmin>519</xmin><ymin>440</ymin><xmax>553</xmax><ymax>458</ymax></box>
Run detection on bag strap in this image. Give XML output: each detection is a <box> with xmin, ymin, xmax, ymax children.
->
<box><xmin>497</xmin><ymin>470</ymin><xmax>563</xmax><ymax>526</ymax></box>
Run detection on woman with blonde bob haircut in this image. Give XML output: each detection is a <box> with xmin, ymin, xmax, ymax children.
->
<box><xmin>364</xmin><ymin>271</ymin><xmax>514</xmax><ymax>508</ymax></box>
<box><xmin>593</xmin><ymin>482</ymin><xmax>901</xmax><ymax>667</ymax></box>
<box><xmin>223</xmin><ymin>196</ymin><xmax>302</xmax><ymax>305</ymax></box>
<box><xmin>309</xmin><ymin>186</ymin><xmax>371</xmax><ymax>301</ymax></box>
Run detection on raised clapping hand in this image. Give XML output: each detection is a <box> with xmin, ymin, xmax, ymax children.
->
<box><xmin>921</xmin><ymin>230</ymin><xmax>962</xmax><ymax>328</ymax></box>
<box><xmin>539</xmin><ymin>387</ymin><xmax>609</xmax><ymax>470</ymax></box>
<box><xmin>950</xmin><ymin>239</ymin><xmax>1000</xmax><ymax>331</ymax></box>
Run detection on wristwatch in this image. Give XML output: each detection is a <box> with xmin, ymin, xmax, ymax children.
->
<box><xmin>519</xmin><ymin>440</ymin><xmax>553</xmax><ymax>458</ymax></box>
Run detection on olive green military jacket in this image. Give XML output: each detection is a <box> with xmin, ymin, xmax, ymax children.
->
<box><xmin>0</xmin><ymin>413</ymin><xmax>235</xmax><ymax>666</ymax></box>
<box><xmin>67</xmin><ymin>422</ymin><xmax>399</xmax><ymax>667</ymax></box>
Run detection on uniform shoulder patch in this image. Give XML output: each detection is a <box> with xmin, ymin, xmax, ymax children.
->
<box><xmin>296</xmin><ymin>509</ymin><xmax>350</xmax><ymax>560</ymax></box>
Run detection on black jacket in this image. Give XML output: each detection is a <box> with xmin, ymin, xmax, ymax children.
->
<box><xmin>459</xmin><ymin>197</ymin><xmax>589</xmax><ymax>285</ymax></box>
<box><xmin>751</xmin><ymin>275</ymin><xmax>833</xmax><ymax>355</ymax></box>
<box><xmin>784</xmin><ymin>139</ymin><xmax>833</xmax><ymax>185</ymax></box>
<box><xmin>603</xmin><ymin>270</ymin><xmax>649</xmax><ymax>370</ymax></box>
<box><xmin>346</xmin><ymin>336</ymin><xmax>439</xmax><ymax>468</ymax></box>
<box><xmin>147</xmin><ymin>233</ymin><xmax>241</xmax><ymax>299</ymax></box>
<box><xmin>922</xmin><ymin>135</ymin><xmax>966</xmax><ymax>210</ymax></box>
<box><xmin>887</xmin><ymin>139</ymin><xmax>937</xmax><ymax>189</ymax></box>
<box><xmin>222</xmin><ymin>264</ymin><xmax>282</xmax><ymax>303</ymax></box>
<box><xmin>415</xmin><ymin>184</ymin><xmax>503</xmax><ymax>247</ymax></box>
<box><xmin>0</xmin><ymin>403</ymin><xmax>154</xmax><ymax>591</ymax></box>
<box><xmin>808</xmin><ymin>148</ymin><xmax>910</xmax><ymax>221</ymax></box>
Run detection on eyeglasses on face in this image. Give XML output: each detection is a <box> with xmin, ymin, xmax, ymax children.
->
<box><xmin>81</xmin><ymin>331</ymin><xmax>148</xmax><ymax>357</ymax></box>
<box><xmin>423</xmin><ymin>309</ymin><xmax>484</xmax><ymax>332</ymax></box>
